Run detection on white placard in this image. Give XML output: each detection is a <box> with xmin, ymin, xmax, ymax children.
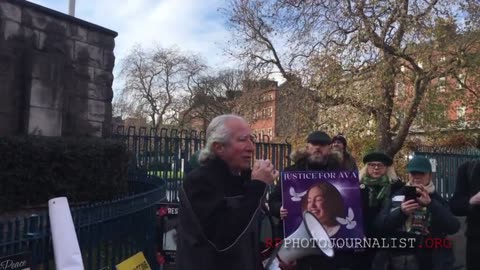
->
<box><xmin>48</xmin><ymin>197</ymin><xmax>84</xmax><ymax>270</ymax></box>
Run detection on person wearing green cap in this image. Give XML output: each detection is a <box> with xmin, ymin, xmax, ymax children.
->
<box><xmin>373</xmin><ymin>156</ymin><xmax>460</xmax><ymax>270</ymax></box>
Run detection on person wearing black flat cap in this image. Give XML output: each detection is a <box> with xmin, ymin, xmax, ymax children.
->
<box><xmin>360</xmin><ymin>151</ymin><xmax>403</xmax><ymax>234</ymax></box>
<box><xmin>268</xmin><ymin>131</ymin><xmax>342</xmax><ymax>234</ymax></box>
<box><xmin>267</xmin><ymin>130</ymin><xmax>342</xmax><ymax>270</ymax></box>
<box><xmin>331</xmin><ymin>134</ymin><xmax>358</xmax><ymax>171</ymax></box>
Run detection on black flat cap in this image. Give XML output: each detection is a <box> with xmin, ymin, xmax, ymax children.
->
<box><xmin>363</xmin><ymin>151</ymin><xmax>393</xmax><ymax>166</ymax></box>
<box><xmin>307</xmin><ymin>131</ymin><xmax>332</xmax><ymax>145</ymax></box>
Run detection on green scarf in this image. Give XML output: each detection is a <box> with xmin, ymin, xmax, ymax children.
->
<box><xmin>360</xmin><ymin>175</ymin><xmax>391</xmax><ymax>207</ymax></box>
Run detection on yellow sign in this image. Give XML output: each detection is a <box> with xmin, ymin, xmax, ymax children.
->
<box><xmin>116</xmin><ymin>252</ymin><xmax>152</xmax><ymax>270</ymax></box>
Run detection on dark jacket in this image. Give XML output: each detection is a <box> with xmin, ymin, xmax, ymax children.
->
<box><xmin>342</xmin><ymin>151</ymin><xmax>358</xmax><ymax>171</ymax></box>
<box><xmin>360</xmin><ymin>181</ymin><xmax>404</xmax><ymax>238</ymax></box>
<box><xmin>449</xmin><ymin>160</ymin><xmax>480</xmax><ymax>238</ymax></box>
<box><xmin>373</xmin><ymin>185</ymin><xmax>460</xmax><ymax>270</ymax></box>
<box><xmin>176</xmin><ymin>158</ymin><xmax>267</xmax><ymax>270</ymax></box>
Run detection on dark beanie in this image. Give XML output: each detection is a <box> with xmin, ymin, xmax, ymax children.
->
<box><xmin>332</xmin><ymin>134</ymin><xmax>347</xmax><ymax>147</ymax></box>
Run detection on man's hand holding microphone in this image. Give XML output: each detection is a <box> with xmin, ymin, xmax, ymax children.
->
<box><xmin>252</xmin><ymin>159</ymin><xmax>279</xmax><ymax>185</ymax></box>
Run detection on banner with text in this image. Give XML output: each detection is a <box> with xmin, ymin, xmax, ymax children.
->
<box><xmin>0</xmin><ymin>252</ymin><xmax>31</xmax><ymax>270</ymax></box>
<box><xmin>282</xmin><ymin>170</ymin><xmax>364</xmax><ymax>250</ymax></box>
<box><xmin>156</xmin><ymin>203</ymin><xmax>179</xmax><ymax>265</ymax></box>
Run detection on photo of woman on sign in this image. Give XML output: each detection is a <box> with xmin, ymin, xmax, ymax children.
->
<box><xmin>301</xmin><ymin>182</ymin><xmax>346</xmax><ymax>236</ymax></box>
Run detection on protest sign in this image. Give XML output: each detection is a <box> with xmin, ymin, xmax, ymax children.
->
<box><xmin>116</xmin><ymin>252</ymin><xmax>151</xmax><ymax>270</ymax></box>
<box><xmin>156</xmin><ymin>203</ymin><xmax>179</xmax><ymax>265</ymax></box>
<box><xmin>281</xmin><ymin>170</ymin><xmax>364</xmax><ymax>250</ymax></box>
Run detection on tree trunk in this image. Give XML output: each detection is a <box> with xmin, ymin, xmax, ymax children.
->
<box><xmin>376</xmin><ymin>58</ymin><xmax>396</xmax><ymax>157</ymax></box>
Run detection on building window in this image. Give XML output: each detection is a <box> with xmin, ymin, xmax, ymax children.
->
<box><xmin>437</xmin><ymin>77</ymin><xmax>446</xmax><ymax>92</ymax></box>
<box><xmin>268</xmin><ymin>128</ymin><xmax>273</xmax><ymax>136</ymax></box>
<box><xmin>395</xmin><ymin>82</ymin><xmax>405</xmax><ymax>97</ymax></box>
<box><xmin>457</xmin><ymin>74</ymin><xmax>466</xmax><ymax>90</ymax></box>
<box><xmin>456</xmin><ymin>106</ymin><xmax>467</xmax><ymax>128</ymax></box>
<box><xmin>261</xmin><ymin>93</ymin><xmax>273</xmax><ymax>101</ymax></box>
<box><xmin>266</xmin><ymin>107</ymin><xmax>273</xmax><ymax>117</ymax></box>
<box><xmin>456</xmin><ymin>106</ymin><xmax>466</xmax><ymax>118</ymax></box>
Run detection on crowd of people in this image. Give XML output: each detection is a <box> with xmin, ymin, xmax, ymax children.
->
<box><xmin>176</xmin><ymin>114</ymin><xmax>480</xmax><ymax>270</ymax></box>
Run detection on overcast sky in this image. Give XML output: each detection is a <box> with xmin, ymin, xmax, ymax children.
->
<box><xmin>27</xmin><ymin>0</ymin><xmax>235</xmax><ymax>92</ymax></box>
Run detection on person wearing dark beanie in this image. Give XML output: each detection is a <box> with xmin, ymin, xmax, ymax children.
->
<box><xmin>331</xmin><ymin>134</ymin><xmax>358</xmax><ymax>171</ymax></box>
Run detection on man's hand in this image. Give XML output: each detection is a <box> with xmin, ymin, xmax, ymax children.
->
<box><xmin>415</xmin><ymin>185</ymin><xmax>431</xmax><ymax>206</ymax></box>
<box><xmin>280</xmin><ymin>206</ymin><xmax>288</xmax><ymax>220</ymax></box>
<box><xmin>469</xmin><ymin>191</ymin><xmax>480</xmax><ymax>205</ymax></box>
<box><xmin>401</xmin><ymin>199</ymin><xmax>420</xmax><ymax>215</ymax></box>
<box><xmin>252</xmin><ymin>159</ymin><xmax>277</xmax><ymax>185</ymax></box>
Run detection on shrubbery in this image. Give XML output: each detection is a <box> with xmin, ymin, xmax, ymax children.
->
<box><xmin>0</xmin><ymin>136</ymin><xmax>129</xmax><ymax>213</ymax></box>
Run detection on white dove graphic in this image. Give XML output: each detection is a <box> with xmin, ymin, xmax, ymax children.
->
<box><xmin>289</xmin><ymin>187</ymin><xmax>307</xmax><ymax>202</ymax></box>
<box><xmin>336</xmin><ymin>207</ymin><xmax>357</xmax><ymax>229</ymax></box>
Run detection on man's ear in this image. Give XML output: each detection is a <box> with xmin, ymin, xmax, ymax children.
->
<box><xmin>212</xmin><ymin>142</ymin><xmax>224</xmax><ymax>155</ymax></box>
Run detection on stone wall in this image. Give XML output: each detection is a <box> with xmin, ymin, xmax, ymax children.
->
<box><xmin>0</xmin><ymin>0</ymin><xmax>117</xmax><ymax>137</ymax></box>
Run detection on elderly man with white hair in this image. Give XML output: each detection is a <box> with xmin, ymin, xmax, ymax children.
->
<box><xmin>176</xmin><ymin>114</ymin><xmax>278</xmax><ymax>270</ymax></box>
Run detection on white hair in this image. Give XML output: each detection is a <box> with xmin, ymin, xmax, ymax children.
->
<box><xmin>198</xmin><ymin>114</ymin><xmax>246</xmax><ymax>165</ymax></box>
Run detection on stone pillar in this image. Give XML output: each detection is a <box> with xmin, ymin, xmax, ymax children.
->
<box><xmin>0</xmin><ymin>0</ymin><xmax>117</xmax><ymax>137</ymax></box>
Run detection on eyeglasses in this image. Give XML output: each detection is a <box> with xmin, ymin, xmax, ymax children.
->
<box><xmin>368</xmin><ymin>163</ymin><xmax>386</xmax><ymax>169</ymax></box>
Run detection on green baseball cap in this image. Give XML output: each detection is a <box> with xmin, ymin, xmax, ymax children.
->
<box><xmin>407</xmin><ymin>156</ymin><xmax>432</xmax><ymax>173</ymax></box>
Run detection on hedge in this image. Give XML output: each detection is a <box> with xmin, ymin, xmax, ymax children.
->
<box><xmin>0</xmin><ymin>136</ymin><xmax>129</xmax><ymax>213</ymax></box>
